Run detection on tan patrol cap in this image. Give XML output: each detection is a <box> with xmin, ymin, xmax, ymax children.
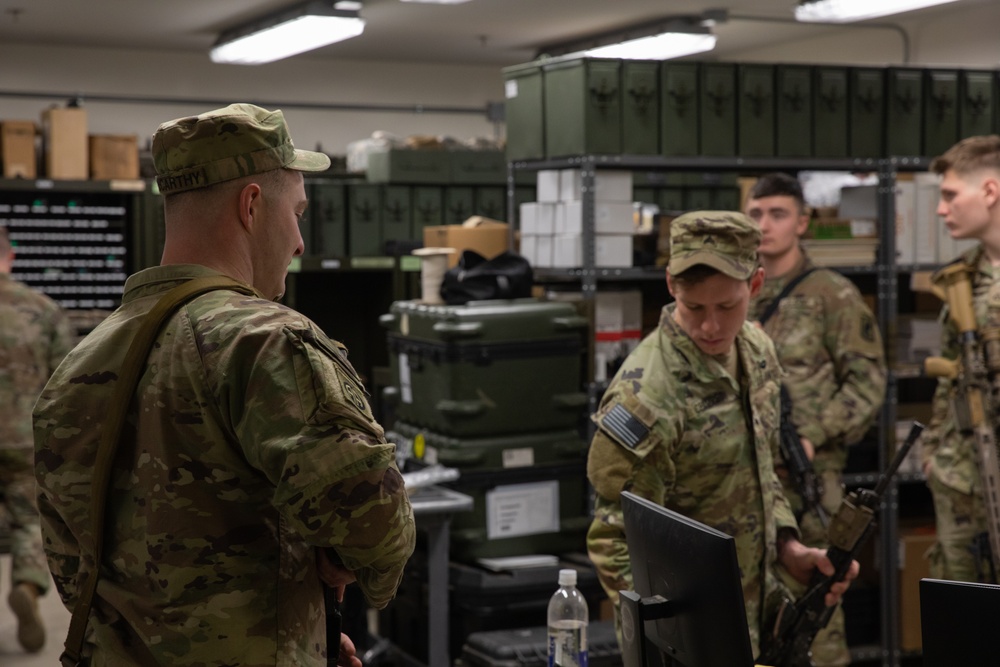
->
<box><xmin>152</xmin><ymin>103</ymin><xmax>330</xmax><ymax>195</ymax></box>
<box><xmin>667</xmin><ymin>210</ymin><xmax>761</xmax><ymax>280</ymax></box>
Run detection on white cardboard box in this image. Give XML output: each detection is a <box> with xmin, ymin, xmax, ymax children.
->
<box><xmin>536</xmin><ymin>170</ymin><xmax>561</xmax><ymax>202</ymax></box>
<box><xmin>520</xmin><ymin>234</ymin><xmax>538</xmax><ymax>266</ymax></box>
<box><xmin>559</xmin><ymin>201</ymin><xmax>635</xmax><ymax>235</ymax></box>
<box><xmin>552</xmin><ymin>234</ymin><xmax>633</xmax><ymax>268</ymax></box>
<box><xmin>894</xmin><ymin>179</ymin><xmax>916</xmax><ymax>265</ymax></box>
<box><xmin>520</xmin><ymin>202</ymin><xmax>557</xmax><ymax>235</ymax></box>
<box><xmin>559</xmin><ymin>169</ymin><xmax>633</xmax><ymax>203</ymax></box>
<box><xmin>535</xmin><ymin>234</ymin><xmax>554</xmax><ymax>268</ymax></box>
<box><xmin>913</xmin><ymin>172</ymin><xmax>941</xmax><ymax>264</ymax></box>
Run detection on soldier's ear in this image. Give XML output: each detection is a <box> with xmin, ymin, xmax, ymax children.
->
<box><xmin>983</xmin><ymin>174</ymin><xmax>999</xmax><ymax>209</ymax></box>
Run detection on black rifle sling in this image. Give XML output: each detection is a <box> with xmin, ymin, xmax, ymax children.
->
<box><xmin>757</xmin><ymin>267</ymin><xmax>818</xmax><ymax>327</ymax></box>
<box><xmin>61</xmin><ymin>276</ymin><xmax>260</xmax><ymax>667</ymax></box>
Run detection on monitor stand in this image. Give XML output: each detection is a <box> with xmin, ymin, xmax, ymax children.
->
<box><xmin>620</xmin><ymin>590</ymin><xmax>677</xmax><ymax>667</ymax></box>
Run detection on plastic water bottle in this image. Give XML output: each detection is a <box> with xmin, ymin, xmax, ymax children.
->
<box><xmin>547</xmin><ymin>568</ymin><xmax>588</xmax><ymax>667</ymax></box>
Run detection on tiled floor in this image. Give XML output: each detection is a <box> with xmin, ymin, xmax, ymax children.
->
<box><xmin>0</xmin><ymin>554</ymin><xmax>71</xmax><ymax>665</ymax></box>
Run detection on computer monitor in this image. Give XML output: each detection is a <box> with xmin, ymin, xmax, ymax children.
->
<box><xmin>620</xmin><ymin>491</ymin><xmax>755</xmax><ymax>667</ymax></box>
<box><xmin>920</xmin><ymin>577</ymin><xmax>1000</xmax><ymax>666</ymax></box>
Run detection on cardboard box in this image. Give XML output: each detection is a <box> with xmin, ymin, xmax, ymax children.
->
<box><xmin>89</xmin><ymin>134</ymin><xmax>139</xmax><ymax>180</ymax></box>
<box><xmin>1</xmin><ymin>120</ymin><xmax>37</xmax><ymax>178</ymax></box>
<box><xmin>42</xmin><ymin>106</ymin><xmax>88</xmax><ymax>180</ymax></box>
<box><xmin>422</xmin><ymin>216</ymin><xmax>510</xmax><ymax>268</ymax></box>
<box><xmin>559</xmin><ymin>169</ymin><xmax>633</xmax><ymax>203</ymax></box>
<box><xmin>559</xmin><ymin>201</ymin><xmax>635</xmax><ymax>235</ymax></box>
<box><xmin>899</xmin><ymin>528</ymin><xmax>936</xmax><ymax>652</ymax></box>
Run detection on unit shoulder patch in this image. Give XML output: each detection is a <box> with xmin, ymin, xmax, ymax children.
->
<box><xmin>599</xmin><ymin>403</ymin><xmax>651</xmax><ymax>450</ymax></box>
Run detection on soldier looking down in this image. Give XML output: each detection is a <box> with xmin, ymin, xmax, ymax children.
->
<box><xmin>33</xmin><ymin>104</ymin><xmax>415</xmax><ymax>666</ymax></box>
<box><xmin>586</xmin><ymin>210</ymin><xmax>859</xmax><ymax>659</ymax></box>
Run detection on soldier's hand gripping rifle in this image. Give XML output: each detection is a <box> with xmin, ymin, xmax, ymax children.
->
<box><xmin>759</xmin><ymin>421</ymin><xmax>926</xmax><ymax>667</ymax></box>
<box><xmin>924</xmin><ymin>262</ymin><xmax>1000</xmax><ymax>580</ymax></box>
<box><xmin>780</xmin><ymin>384</ymin><xmax>829</xmax><ymax>528</ymax></box>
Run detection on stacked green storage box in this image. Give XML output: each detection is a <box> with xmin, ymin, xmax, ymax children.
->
<box><xmin>503</xmin><ymin>62</ymin><xmax>545</xmax><ymax>161</ymax></box>
<box><xmin>924</xmin><ymin>69</ymin><xmax>959</xmax><ymax>159</ymax></box>
<box><xmin>813</xmin><ymin>66</ymin><xmax>849</xmax><ymax>158</ymax></box>
<box><xmin>543</xmin><ymin>57</ymin><xmax>622</xmax><ymax>157</ymax></box>
<box><xmin>959</xmin><ymin>70</ymin><xmax>996</xmax><ymax>139</ymax></box>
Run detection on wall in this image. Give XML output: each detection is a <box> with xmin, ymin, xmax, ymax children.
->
<box><xmin>0</xmin><ymin>43</ymin><xmax>504</xmax><ymax>154</ymax></box>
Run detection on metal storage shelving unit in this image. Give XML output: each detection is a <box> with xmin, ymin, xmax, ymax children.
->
<box><xmin>507</xmin><ymin>153</ymin><xmax>925</xmax><ymax>667</ymax></box>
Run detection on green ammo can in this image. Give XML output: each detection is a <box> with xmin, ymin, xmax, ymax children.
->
<box><xmin>411</xmin><ymin>185</ymin><xmax>444</xmax><ymax>233</ymax></box>
<box><xmin>813</xmin><ymin>66</ymin><xmax>850</xmax><ymax>158</ymax></box>
<box><xmin>621</xmin><ymin>60</ymin><xmax>661</xmax><ymax>155</ymax></box>
<box><xmin>700</xmin><ymin>63</ymin><xmax>737</xmax><ymax>157</ymax></box>
<box><xmin>660</xmin><ymin>61</ymin><xmax>700</xmax><ymax>157</ymax></box>
<box><xmin>738</xmin><ymin>63</ymin><xmax>775</xmax><ymax>158</ymax></box>
<box><xmin>923</xmin><ymin>69</ymin><xmax>960</xmax><ymax>160</ymax></box>
<box><xmin>380</xmin><ymin>298</ymin><xmax>589</xmax><ymax>437</ymax></box>
<box><xmin>543</xmin><ymin>57</ymin><xmax>622</xmax><ymax>157</ymax></box>
<box><xmin>346</xmin><ymin>183</ymin><xmax>383</xmax><ymax>257</ymax></box>
<box><xmin>503</xmin><ymin>62</ymin><xmax>546</xmax><ymax>161</ymax></box>
<box><xmin>381</xmin><ymin>185</ymin><xmax>413</xmax><ymax>245</ymax></box>
<box><xmin>776</xmin><ymin>64</ymin><xmax>813</xmax><ymax>158</ymax></box>
<box><xmin>959</xmin><ymin>70</ymin><xmax>996</xmax><ymax>140</ymax></box>
<box><xmin>886</xmin><ymin>67</ymin><xmax>924</xmax><ymax>157</ymax></box>
<box><xmin>309</xmin><ymin>180</ymin><xmax>346</xmax><ymax>257</ymax></box>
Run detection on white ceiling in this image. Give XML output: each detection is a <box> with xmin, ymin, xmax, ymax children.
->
<box><xmin>0</xmin><ymin>0</ymin><xmax>981</xmax><ymax>68</ymax></box>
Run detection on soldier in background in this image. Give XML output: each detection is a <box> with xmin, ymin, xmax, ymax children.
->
<box><xmin>921</xmin><ymin>135</ymin><xmax>1000</xmax><ymax>583</ymax></box>
<box><xmin>33</xmin><ymin>104</ymin><xmax>415</xmax><ymax>666</ymax></box>
<box><xmin>0</xmin><ymin>226</ymin><xmax>75</xmax><ymax>653</ymax></box>
<box><xmin>747</xmin><ymin>173</ymin><xmax>887</xmax><ymax>666</ymax></box>
<box><xmin>586</xmin><ymin>211</ymin><xmax>858</xmax><ymax>659</ymax></box>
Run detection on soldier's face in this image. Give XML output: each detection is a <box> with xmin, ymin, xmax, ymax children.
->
<box><xmin>256</xmin><ymin>170</ymin><xmax>307</xmax><ymax>300</ymax></box>
<box><xmin>937</xmin><ymin>168</ymin><xmax>999</xmax><ymax>241</ymax></box>
<box><xmin>668</xmin><ymin>268</ymin><xmax>764</xmax><ymax>356</ymax></box>
<box><xmin>746</xmin><ymin>195</ymin><xmax>808</xmax><ymax>260</ymax></box>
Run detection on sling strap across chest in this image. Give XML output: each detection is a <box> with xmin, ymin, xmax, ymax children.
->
<box><xmin>757</xmin><ymin>267</ymin><xmax>819</xmax><ymax>327</ymax></box>
<box><xmin>61</xmin><ymin>276</ymin><xmax>259</xmax><ymax>667</ymax></box>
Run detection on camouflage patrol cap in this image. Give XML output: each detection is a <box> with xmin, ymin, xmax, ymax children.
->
<box><xmin>152</xmin><ymin>103</ymin><xmax>330</xmax><ymax>195</ymax></box>
<box><xmin>668</xmin><ymin>210</ymin><xmax>761</xmax><ymax>280</ymax></box>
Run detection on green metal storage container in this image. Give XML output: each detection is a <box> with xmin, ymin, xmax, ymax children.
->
<box><xmin>700</xmin><ymin>63</ymin><xmax>737</xmax><ymax>157</ymax></box>
<box><xmin>366</xmin><ymin>148</ymin><xmax>451</xmax><ymax>184</ymax></box>
<box><xmin>658</xmin><ymin>187</ymin><xmax>685</xmax><ymax>214</ymax></box>
<box><xmin>959</xmin><ymin>70</ymin><xmax>995</xmax><ymax>141</ymax></box>
<box><xmin>622</xmin><ymin>60</ymin><xmax>660</xmax><ymax>155</ymax></box>
<box><xmin>886</xmin><ymin>68</ymin><xmax>924</xmax><ymax>157</ymax></box>
<box><xmin>309</xmin><ymin>180</ymin><xmax>346</xmax><ymax>257</ymax></box>
<box><xmin>738</xmin><ymin>64</ymin><xmax>775</xmax><ymax>158</ymax></box>
<box><xmin>444</xmin><ymin>186</ymin><xmax>475</xmax><ymax>225</ymax></box>
<box><xmin>814</xmin><ymin>66</ymin><xmax>850</xmax><ymax>158</ymax></box>
<box><xmin>503</xmin><ymin>62</ymin><xmax>546</xmax><ymax>161</ymax></box>
<box><xmin>381</xmin><ymin>185</ymin><xmax>413</xmax><ymax>244</ymax></box>
<box><xmin>474</xmin><ymin>186</ymin><xmax>507</xmax><ymax>221</ymax></box>
<box><xmin>684</xmin><ymin>187</ymin><xmax>714</xmax><ymax>211</ymax></box>
<box><xmin>380</xmin><ymin>298</ymin><xmax>588</xmax><ymax>437</ymax></box>
<box><xmin>776</xmin><ymin>64</ymin><xmax>813</xmax><ymax>158</ymax></box>
<box><xmin>412</xmin><ymin>186</ymin><xmax>444</xmax><ymax>233</ymax></box>
<box><xmin>711</xmin><ymin>187</ymin><xmax>741</xmax><ymax>211</ymax></box>
<box><xmin>347</xmin><ymin>183</ymin><xmax>383</xmax><ymax>257</ymax></box>
<box><xmin>924</xmin><ymin>69</ymin><xmax>959</xmax><ymax>159</ymax></box>
<box><xmin>543</xmin><ymin>57</ymin><xmax>622</xmax><ymax>157</ymax></box>
<box><xmin>451</xmin><ymin>150</ymin><xmax>507</xmax><ymax>184</ymax></box>
<box><xmin>660</xmin><ymin>62</ymin><xmax>699</xmax><ymax>157</ymax></box>
<box><xmin>633</xmin><ymin>187</ymin><xmax>656</xmax><ymax>206</ymax></box>
<box><xmin>849</xmin><ymin>67</ymin><xmax>886</xmax><ymax>158</ymax></box>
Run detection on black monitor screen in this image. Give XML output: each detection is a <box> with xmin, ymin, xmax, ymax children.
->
<box><xmin>920</xmin><ymin>577</ymin><xmax>1000</xmax><ymax>666</ymax></box>
<box><xmin>622</xmin><ymin>491</ymin><xmax>755</xmax><ymax>667</ymax></box>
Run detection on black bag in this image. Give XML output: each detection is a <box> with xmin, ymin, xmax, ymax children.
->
<box><xmin>440</xmin><ymin>250</ymin><xmax>534</xmax><ymax>305</ymax></box>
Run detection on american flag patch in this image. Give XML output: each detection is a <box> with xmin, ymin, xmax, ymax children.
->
<box><xmin>601</xmin><ymin>404</ymin><xmax>650</xmax><ymax>449</ymax></box>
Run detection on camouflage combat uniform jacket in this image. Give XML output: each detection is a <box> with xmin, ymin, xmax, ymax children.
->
<box><xmin>923</xmin><ymin>245</ymin><xmax>995</xmax><ymax>495</ymax></box>
<box><xmin>586</xmin><ymin>305</ymin><xmax>798</xmax><ymax>657</ymax></box>
<box><xmin>750</xmin><ymin>253</ymin><xmax>887</xmax><ymax>475</ymax></box>
<box><xmin>33</xmin><ymin>264</ymin><xmax>416</xmax><ymax>666</ymax></box>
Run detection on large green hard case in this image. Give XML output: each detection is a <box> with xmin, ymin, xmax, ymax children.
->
<box><xmin>776</xmin><ymin>64</ymin><xmax>813</xmax><ymax>158</ymax></box>
<box><xmin>381</xmin><ymin>185</ymin><xmax>413</xmax><ymax>244</ymax></box>
<box><xmin>959</xmin><ymin>70</ymin><xmax>996</xmax><ymax>140</ymax></box>
<box><xmin>660</xmin><ymin>62</ymin><xmax>699</xmax><ymax>156</ymax></box>
<box><xmin>380</xmin><ymin>298</ymin><xmax>588</xmax><ymax>436</ymax></box>
<box><xmin>309</xmin><ymin>180</ymin><xmax>346</xmax><ymax>257</ymax></box>
<box><xmin>813</xmin><ymin>66</ymin><xmax>850</xmax><ymax>158</ymax></box>
<box><xmin>621</xmin><ymin>60</ymin><xmax>660</xmax><ymax>155</ymax></box>
<box><xmin>543</xmin><ymin>58</ymin><xmax>622</xmax><ymax>157</ymax></box>
<box><xmin>390</xmin><ymin>421</ymin><xmax>590</xmax><ymax>561</ymax></box>
<box><xmin>923</xmin><ymin>69</ymin><xmax>959</xmax><ymax>159</ymax></box>
<box><xmin>502</xmin><ymin>63</ymin><xmax>546</xmax><ymax>161</ymax></box>
<box><xmin>849</xmin><ymin>67</ymin><xmax>886</xmax><ymax>158</ymax></box>
<box><xmin>700</xmin><ymin>63</ymin><xmax>737</xmax><ymax>157</ymax></box>
<box><xmin>738</xmin><ymin>64</ymin><xmax>775</xmax><ymax>157</ymax></box>
<box><xmin>886</xmin><ymin>68</ymin><xmax>924</xmax><ymax>157</ymax></box>
<box><xmin>347</xmin><ymin>183</ymin><xmax>383</xmax><ymax>257</ymax></box>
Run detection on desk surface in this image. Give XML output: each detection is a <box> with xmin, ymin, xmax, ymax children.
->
<box><xmin>407</xmin><ymin>485</ymin><xmax>473</xmax><ymax>516</ymax></box>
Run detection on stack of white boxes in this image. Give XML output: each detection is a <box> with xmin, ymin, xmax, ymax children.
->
<box><xmin>520</xmin><ymin>169</ymin><xmax>634</xmax><ymax>268</ymax></box>
<box><xmin>594</xmin><ymin>290</ymin><xmax>644</xmax><ymax>382</ymax></box>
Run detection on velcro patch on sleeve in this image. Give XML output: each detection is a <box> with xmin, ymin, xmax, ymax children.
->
<box><xmin>600</xmin><ymin>403</ymin><xmax>650</xmax><ymax>450</ymax></box>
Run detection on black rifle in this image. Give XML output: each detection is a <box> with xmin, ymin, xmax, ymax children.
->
<box><xmin>779</xmin><ymin>385</ymin><xmax>828</xmax><ymax>528</ymax></box>
<box><xmin>758</xmin><ymin>421</ymin><xmax>926</xmax><ymax>667</ymax></box>
<box><xmin>325</xmin><ymin>584</ymin><xmax>342</xmax><ymax>666</ymax></box>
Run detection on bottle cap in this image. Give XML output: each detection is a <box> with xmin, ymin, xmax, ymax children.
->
<box><xmin>558</xmin><ymin>568</ymin><xmax>577</xmax><ymax>586</ymax></box>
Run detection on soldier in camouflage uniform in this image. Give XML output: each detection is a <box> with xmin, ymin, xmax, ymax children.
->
<box><xmin>0</xmin><ymin>227</ymin><xmax>75</xmax><ymax>653</ymax></box>
<box><xmin>747</xmin><ymin>173</ymin><xmax>887</xmax><ymax>666</ymax></box>
<box><xmin>586</xmin><ymin>211</ymin><xmax>858</xmax><ymax>660</ymax></box>
<box><xmin>922</xmin><ymin>135</ymin><xmax>1000</xmax><ymax>583</ymax></box>
<box><xmin>33</xmin><ymin>104</ymin><xmax>415</xmax><ymax>666</ymax></box>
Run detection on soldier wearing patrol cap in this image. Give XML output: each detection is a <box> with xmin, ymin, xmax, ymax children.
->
<box><xmin>747</xmin><ymin>173</ymin><xmax>887</xmax><ymax>667</ymax></box>
<box><xmin>586</xmin><ymin>211</ymin><xmax>858</xmax><ymax>659</ymax></box>
<box><xmin>33</xmin><ymin>104</ymin><xmax>415</xmax><ymax>666</ymax></box>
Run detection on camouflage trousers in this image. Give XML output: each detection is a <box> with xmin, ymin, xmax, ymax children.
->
<box><xmin>0</xmin><ymin>448</ymin><xmax>50</xmax><ymax>595</ymax></box>
<box><xmin>782</xmin><ymin>468</ymin><xmax>851</xmax><ymax>667</ymax></box>
<box><xmin>926</xmin><ymin>473</ymin><xmax>996</xmax><ymax>583</ymax></box>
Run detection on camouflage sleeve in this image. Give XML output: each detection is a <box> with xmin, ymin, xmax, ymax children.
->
<box><xmin>797</xmin><ymin>282</ymin><xmax>887</xmax><ymax>448</ymax></box>
<box><xmin>47</xmin><ymin>306</ymin><xmax>75</xmax><ymax>373</ymax></box>
<box><xmin>228</xmin><ymin>324</ymin><xmax>415</xmax><ymax>610</ymax></box>
<box><xmin>921</xmin><ymin>306</ymin><xmax>958</xmax><ymax>466</ymax></box>
<box><xmin>586</xmin><ymin>387</ymin><xmax>671</xmax><ymax>601</ymax></box>
<box><xmin>36</xmin><ymin>481</ymin><xmax>81</xmax><ymax>612</ymax></box>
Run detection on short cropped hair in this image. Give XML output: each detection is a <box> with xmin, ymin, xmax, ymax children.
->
<box><xmin>748</xmin><ymin>172</ymin><xmax>805</xmax><ymax>212</ymax></box>
<box><xmin>930</xmin><ymin>135</ymin><xmax>1000</xmax><ymax>176</ymax></box>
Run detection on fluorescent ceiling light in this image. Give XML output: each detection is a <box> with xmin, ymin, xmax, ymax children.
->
<box><xmin>211</xmin><ymin>1</ymin><xmax>365</xmax><ymax>65</ymax></box>
<box><xmin>400</xmin><ymin>0</ymin><xmax>472</xmax><ymax>4</ymax></box>
<box><xmin>795</xmin><ymin>0</ymin><xmax>960</xmax><ymax>23</ymax></box>
<box><xmin>585</xmin><ymin>32</ymin><xmax>717</xmax><ymax>60</ymax></box>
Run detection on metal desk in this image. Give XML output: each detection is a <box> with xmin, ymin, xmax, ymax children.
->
<box><xmin>404</xmin><ymin>485</ymin><xmax>473</xmax><ymax>667</ymax></box>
